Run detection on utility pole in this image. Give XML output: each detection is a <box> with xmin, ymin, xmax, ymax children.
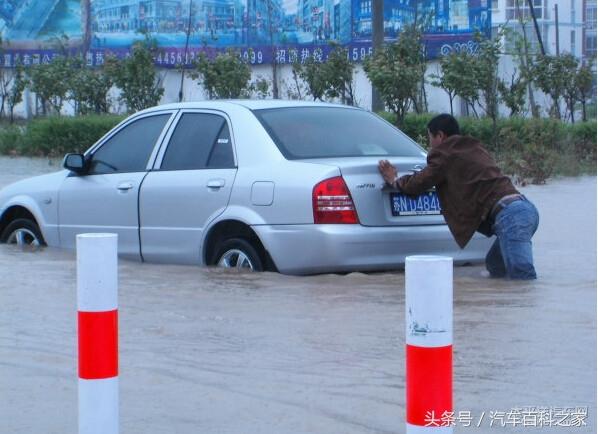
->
<box><xmin>82</xmin><ymin>0</ymin><xmax>92</xmax><ymax>53</ymax></box>
<box><xmin>554</xmin><ymin>4</ymin><xmax>560</xmax><ymax>55</ymax></box>
<box><xmin>371</xmin><ymin>0</ymin><xmax>384</xmax><ymax>111</ymax></box>
<box><xmin>526</xmin><ymin>0</ymin><xmax>546</xmax><ymax>55</ymax></box>
<box><xmin>179</xmin><ymin>0</ymin><xmax>194</xmax><ymax>102</ymax></box>
<box><xmin>268</xmin><ymin>0</ymin><xmax>279</xmax><ymax>98</ymax></box>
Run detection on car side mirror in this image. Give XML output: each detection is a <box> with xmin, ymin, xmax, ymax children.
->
<box><xmin>63</xmin><ymin>153</ymin><xmax>87</xmax><ymax>175</ymax></box>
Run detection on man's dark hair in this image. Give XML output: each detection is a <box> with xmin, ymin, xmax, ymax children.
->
<box><xmin>427</xmin><ymin>114</ymin><xmax>460</xmax><ymax>137</ymax></box>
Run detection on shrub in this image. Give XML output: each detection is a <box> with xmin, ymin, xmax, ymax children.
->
<box><xmin>0</xmin><ymin>124</ymin><xmax>23</xmax><ymax>155</ymax></box>
<box><xmin>8</xmin><ymin>115</ymin><xmax>124</xmax><ymax>157</ymax></box>
<box><xmin>502</xmin><ymin>142</ymin><xmax>558</xmax><ymax>185</ymax></box>
<box><xmin>568</xmin><ymin>121</ymin><xmax>597</xmax><ymax>162</ymax></box>
<box><xmin>400</xmin><ymin>113</ymin><xmax>434</xmax><ymax>148</ymax></box>
<box><xmin>378</xmin><ymin>112</ymin><xmax>596</xmax><ymax>183</ymax></box>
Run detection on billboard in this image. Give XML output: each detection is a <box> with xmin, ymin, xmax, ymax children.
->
<box><xmin>0</xmin><ymin>0</ymin><xmax>490</xmax><ymax>67</ymax></box>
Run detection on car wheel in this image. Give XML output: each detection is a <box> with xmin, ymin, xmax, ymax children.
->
<box><xmin>214</xmin><ymin>238</ymin><xmax>264</xmax><ymax>271</ymax></box>
<box><xmin>0</xmin><ymin>218</ymin><xmax>45</xmax><ymax>247</ymax></box>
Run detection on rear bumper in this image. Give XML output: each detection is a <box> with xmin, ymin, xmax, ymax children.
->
<box><xmin>253</xmin><ymin>223</ymin><xmax>493</xmax><ymax>275</ymax></box>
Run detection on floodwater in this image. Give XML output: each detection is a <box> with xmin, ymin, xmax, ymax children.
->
<box><xmin>0</xmin><ymin>157</ymin><xmax>596</xmax><ymax>433</ymax></box>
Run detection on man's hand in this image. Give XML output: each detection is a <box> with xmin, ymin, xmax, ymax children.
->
<box><xmin>378</xmin><ymin>160</ymin><xmax>398</xmax><ymax>186</ymax></box>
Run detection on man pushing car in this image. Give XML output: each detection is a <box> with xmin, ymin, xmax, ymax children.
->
<box><xmin>378</xmin><ymin>114</ymin><xmax>540</xmax><ymax>280</ymax></box>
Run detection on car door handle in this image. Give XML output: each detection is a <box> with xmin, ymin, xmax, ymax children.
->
<box><xmin>117</xmin><ymin>182</ymin><xmax>134</xmax><ymax>191</ymax></box>
<box><xmin>207</xmin><ymin>179</ymin><xmax>225</xmax><ymax>189</ymax></box>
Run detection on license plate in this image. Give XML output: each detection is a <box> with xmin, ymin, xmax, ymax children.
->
<box><xmin>390</xmin><ymin>191</ymin><xmax>441</xmax><ymax>216</ymax></box>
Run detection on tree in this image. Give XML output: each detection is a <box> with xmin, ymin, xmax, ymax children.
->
<box><xmin>323</xmin><ymin>43</ymin><xmax>356</xmax><ymax>106</ymax></box>
<box><xmin>503</xmin><ymin>4</ymin><xmax>541</xmax><ymax>118</ymax></box>
<box><xmin>104</xmin><ymin>36</ymin><xmax>164</xmax><ymax>112</ymax></box>
<box><xmin>498</xmin><ymin>70</ymin><xmax>527</xmax><ymax>116</ymax></box>
<box><xmin>533</xmin><ymin>54</ymin><xmax>577</xmax><ymax>120</ymax></box>
<box><xmin>191</xmin><ymin>49</ymin><xmax>252</xmax><ymax>99</ymax></box>
<box><xmin>68</xmin><ymin>57</ymin><xmax>113</xmax><ymax>115</ymax></box>
<box><xmin>284</xmin><ymin>61</ymin><xmax>306</xmax><ymax>100</ymax></box>
<box><xmin>298</xmin><ymin>56</ymin><xmax>328</xmax><ymax>101</ymax></box>
<box><xmin>575</xmin><ymin>60</ymin><xmax>594</xmax><ymax>122</ymax></box>
<box><xmin>0</xmin><ymin>38</ymin><xmax>26</xmax><ymax>122</ymax></box>
<box><xmin>560</xmin><ymin>55</ymin><xmax>583</xmax><ymax>123</ymax></box>
<box><xmin>2</xmin><ymin>63</ymin><xmax>26</xmax><ymax>122</ymax></box>
<box><xmin>431</xmin><ymin>48</ymin><xmax>480</xmax><ymax>117</ymax></box>
<box><xmin>28</xmin><ymin>57</ymin><xmax>71</xmax><ymax>115</ymax></box>
<box><xmin>473</xmin><ymin>31</ymin><xmax>502</xmax><ymax>124</ymax></box>
<box><xmin>363</xmin><ymin>25</ymin><xmax>426</xmax><ymax>126</ymax></box>
<box><xmin>430</xmin><ymin>54</ymin><xmax>461</xmax><ymax>116</ymax></box>
<box><xmin>251</xmin><ymin>77</ymin><xmax>270</xmax><ymax>99</ymax></box>
<box><xmin>266</xmin><ymin>0</ymin><xmax>280</xmax><ymax>98</ymax></box>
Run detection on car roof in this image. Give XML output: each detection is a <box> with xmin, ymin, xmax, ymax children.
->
<box><xmin>141</xmin><ymin>99</ymin><xmax>361</xmax><ymax>113</ymax></box>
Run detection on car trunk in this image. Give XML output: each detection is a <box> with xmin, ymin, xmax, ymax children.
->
<box><xmin>300</xmin><ymin>157</ymin><xmax>446</xmax><ymax>227</ymax></box>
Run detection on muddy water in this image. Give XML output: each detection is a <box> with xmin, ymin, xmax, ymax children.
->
<box><xmin>0</xmin><ymin>158</ymin><xmax>595</xmax><ymax>433</ymax></box>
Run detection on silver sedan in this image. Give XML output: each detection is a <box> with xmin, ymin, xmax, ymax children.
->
<box><xmin>0</xmin><ymin>100</ymin><xmax>492</xmax><ymax>274</ymax></box>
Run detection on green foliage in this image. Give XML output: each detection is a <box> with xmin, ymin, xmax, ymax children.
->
<box><xmin>432</xmin><ymin>49</ymin><xmax>481</xmax><ymax>117</ymax></box>
<box><xmin>27</xmin><ymin>57</ymin><xmax>71</xmax><ymax>115</ymax></box>
<box><xmin>191</xmin><ymin>49</ymin><xmax>252</xmax><ymax>99</ymax></box>
<box><xmin>322</xmin><ymin>43</ymin><xmax>356</xmax><ymax>105</ymax></box>
<box><xmin>576</xmin><ymin>61</ymin><xmax>595</xmax><ymax>122</ymax></box>
<box><xmin>294</xmin><ymin>43</ymin><xmax>356</xmax><ymax>105</ymax></box>
<box><xmin>430</xmin><ymin>56</ymin><xmax>460</xmax><ymax>116</ymax></box>
<box><xmin>474</xmin><ymin>31</ymin><xmax>502</xmax><ymax>123</ymax></box>
<box><xmin>0</xmin><ymin>115</ymin><xmax>124</xmax><ymax>157</ymax></box>
<box><xmin>497</xmin><ymin>70</ymin><xmax>527</xmax><ymax>117</ymax></box>
<box><xmin>398</xmin><ymin>113</ymin><xmax>434</xmax><ymax>148</ymax></box>
<box><xmin>493</xmin><ymin>118</ymin><xmax>563</xmax><ymax>184</ymax></box>
<box><xmin>251</xmin><ymin>77</ymin><xmax>270</xmax><ymax>99</ymax></box>
<box><xmin>68</xmin><ymin>58</ymin><xmax>113</xmax><ymax>115</ymax></box>
<box><xmin>503</xmin><ymin>24</ymin><xmax>541</xmax><ymax>118</ymax></box>
<box><xmin>3</xmin><ymin>64</ymin><xmax>26</xmax><ymax>122</ymax></box>
<box><xmin>284</xmin><ymin>62</ymin><xmax>307</xmax><ymax>100</ymax></box>
<box><xmin>502</xmin><ymin>141</ymin><xmax>558</xmax><ymax>185</ymax></box>
<box><xmin>104</xmin><ymin>36</ymin><xmax>164</xmax><ymax>112</ymax></box>
<box><xmin>379</xmin><ymin>112</ymin><xmax>596</xmax><ymax>183</ymax></box>
<box><xmin>532</xmin><ymin>54</ymin><xmax>579</xmax><ymax>120</ymax></box>
<box><xmin>297</xmin><ymin>57</ymin><xmax>328</xmax><ymax>101</ymax></box>
<box><xmin>0</xmin><ymin>37</ymin><xmax>27</xmax><ymax>122</ymax></box>
<box><xmin>363</xmin><ymin>25</ymin><xmax>426</xmax><ymax>126</ymax></box>
<box><xmin>0</xmin><ymin>124</ymin><xmax>23</xmax><ymax>155</ymax></box>
<box><xmin>568</xmin><ymin>120</ymin><xmax>598</xmax><ymax>162</ymax></box>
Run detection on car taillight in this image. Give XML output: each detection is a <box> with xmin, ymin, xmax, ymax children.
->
<box><xmin>312</xmin><ymin>176</ymin><xmax>359</xmax><ymax>224</ymax></box>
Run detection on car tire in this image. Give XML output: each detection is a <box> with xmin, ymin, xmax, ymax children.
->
<box><xmin>0</xmin><ymin>218</ymin><xmax>45</xmax><ymax>247</ymax></box>
<box><xmin>213</xmin><ymin>238</ymin><xmax>264</xmax><ymax>271</ymax></box>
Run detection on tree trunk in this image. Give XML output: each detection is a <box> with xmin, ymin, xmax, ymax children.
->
<box><xmin>81</xmin><ymin>0</ymin><xmax>92</xmax><ymax>53</ymax></box>
<box><xmin>268</xmin><ymin>0</ymin><xmax>279</xmax><ymax>99</ymax></box>
<box><xmin>518</xmin><ymin>14</ymin><xmax>539</xmax><ymax>118</ymax></box>
<box><xmin>272</xmin><ymin>61</ymin><xmax>279</xmax><ymax>99</ymax></box>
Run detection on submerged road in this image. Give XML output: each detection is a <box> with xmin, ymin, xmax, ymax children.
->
<box><xmin>0</xmin><ymin>157</ymin><xmax>595</xmax><ymax>433</ymax></box>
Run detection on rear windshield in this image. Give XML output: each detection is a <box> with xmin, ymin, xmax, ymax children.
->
<box><xmin>253</xmin><ymin>107</ymin><xmax>424</xmax><ymax>159</ymax></box>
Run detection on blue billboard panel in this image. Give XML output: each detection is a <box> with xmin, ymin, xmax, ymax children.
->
<box><xmin>0</xmin><ymin>0</ymin><xmax>490</xmax><ymax>65</ymax></box>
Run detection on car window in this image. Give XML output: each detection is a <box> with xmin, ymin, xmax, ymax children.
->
<box><xmin>161</xmin><ymin>113</ymin><xmax>235</xmax><ymax>171</ymax></box>
<box><xmin>89</xmin><ymin>114</ymin><xmax>170</xmax><ymax>175</ymax></box>
<box><xmin>253</xmin><ymin>107</ymin><xmax>424</xmax><ymax>159</ymax></box>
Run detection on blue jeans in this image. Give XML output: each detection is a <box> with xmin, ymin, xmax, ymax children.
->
<box><xmin>485</xmin><ymin>198</ymin><xmax>540</xmax><ymax>279</ymax></box>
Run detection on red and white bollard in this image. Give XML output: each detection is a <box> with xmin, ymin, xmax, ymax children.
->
<box><xmin>77</xmin><ymin>233</ymin><xmax>119</xmax><ymax>434</ymax></box>
<box><xmin>406</xmin><ymin>255</ymin><xmax>453</xmax><ymax>433</ymax></box>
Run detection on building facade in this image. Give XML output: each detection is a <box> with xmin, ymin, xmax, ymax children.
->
<box><xmin>492</xmin><ymin>0</ymin><xmax>587</xmax><ymax>58</ymax></box>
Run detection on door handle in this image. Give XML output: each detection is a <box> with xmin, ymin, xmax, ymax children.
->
<box><xmin>207</xmin><ymin>179</ymin><xmax>225</xmax><ymax>189</ymax></box>
<box><xmin>117</xmin><ymin>182</ymin><xmax>134</xmax><ymax>191</ymax></box>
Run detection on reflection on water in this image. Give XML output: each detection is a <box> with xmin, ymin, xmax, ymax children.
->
<box><xmin>0</xmin><ymin>158</ymin><xmax>595</xmax><ymax>434</ymax></box>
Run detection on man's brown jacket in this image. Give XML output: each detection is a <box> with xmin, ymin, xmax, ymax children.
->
<box><xmin>397</xmin><ymin>135</ymin><xmax>519</xmax><ymax>248</ymax></box>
